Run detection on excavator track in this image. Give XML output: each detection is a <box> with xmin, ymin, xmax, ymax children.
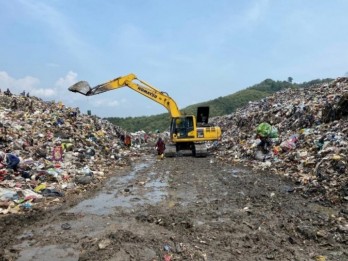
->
<box><xmin>164</xmin><ymin>144</ymin><xmax>177</xmax><ymax>157</ymax></box>
<box><xmin>164</xmin><ymin>143</ymin><xmax>208</xmax><ymax>157</ymax></box>
<box><xmin>193</xmin><ymin>143</ymin><xmax>208</xmax><ymax>157</ymax></box>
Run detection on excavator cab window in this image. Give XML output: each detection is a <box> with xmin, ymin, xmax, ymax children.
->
<box><xmin>197</xmin><ymin>106</ymin><xmax>209</xmax><ymax>126</ymax></box>
<box><xmin>171</xmin><ymin>116</ymin><xmax>194</xmax><ymax>138</ymax></box>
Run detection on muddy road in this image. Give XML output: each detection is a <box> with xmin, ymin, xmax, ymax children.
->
<box><xmin>1</xmin><ymin>154</ymin><xmax>347</xmax><ymax>261</ymax></box>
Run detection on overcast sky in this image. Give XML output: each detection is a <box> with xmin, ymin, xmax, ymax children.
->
<box><xmin>1</xmin><ymin>0</ymin><xmax>347</xmax><ymax>117</ymax></box>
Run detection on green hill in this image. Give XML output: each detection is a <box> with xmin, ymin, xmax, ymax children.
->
<box><xmin>106</xmin><ymin>78</ymin><xmax>333</xmax><ymax>132</ymax></box>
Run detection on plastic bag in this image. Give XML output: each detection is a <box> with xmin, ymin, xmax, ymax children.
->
<box><xmin>256</xmin><ymin>122</ymin><xmax>278</xmax><ymax>138</ymax></box>
<box><xmin>269</xmin><ymin>126</ymin><xmax>278</xmax><ymax>138</ymax></box>
<box><xmin>257</xmin><ymin>122</ymin><xmax>272</xmax><ymax>137</ymax></box>
<box><xmin>280</xmin><ymin>135</ymin><xmax>298</xmax><ymax>151</ymax></box>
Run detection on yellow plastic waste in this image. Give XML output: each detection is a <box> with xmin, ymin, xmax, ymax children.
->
<box><xmin>332</xmin><ymin>154</ymin><xmax>341</xmax><ymax>160</ymax></box>
<box><xmin>95</xmin><ymin>130</ymin><xmax>105</xmax><ymax>137</ymax></box>
<box><xmin>34</xmin><ymin>183</ymin><xmax>46</xmax><ymax>192</ymax></box>
<box><xmin>315</xmin><ymin>256</ymin><xmax>326</xmax><ymax>261</ymax></box>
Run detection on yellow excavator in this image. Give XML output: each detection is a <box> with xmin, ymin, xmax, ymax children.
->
<box><xmin>68</xmin><ymin>73</ymin><xmax>221</xmax><ymax>157</ymax></box>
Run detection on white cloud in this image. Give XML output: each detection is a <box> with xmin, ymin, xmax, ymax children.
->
<box><xmin>0</xmin><ymin>70</ymin><xmax>58</xmax><ymax>98</ymax></box>
<box><xmin>244</xmin><ymin>0</ymin><xmax>270</xmax><ymax>23</ymax></box>
<box><xmin>90</xmin><ymin>99</ymin><xmax>104</xmax><ymax>107</ymax></box>
<box><xmin>31</xmin><ymin>88</ymin><xmax>56</xmax><ymax>97</ymax></box>
<box><xmin>55</xmin><ymin>71</ymin><xmax>78</xmax><ymax>88</ymax></box>
<box><xmin>107</xmin><ymin>101</ymin><xmax>120</xmax><ymax>107</ymax></box>
<box><xmin>0</xmin><ymin>71</ymin><xmax>40</xmax><ymax>93</ymax></box>
<box><xmin>91</xmin><ymin>98</ymin><xmax>122</xmax><ymax>108</ymax></box>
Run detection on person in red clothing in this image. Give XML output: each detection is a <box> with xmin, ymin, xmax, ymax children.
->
<box><xmin>124</xmin><ymin>135</ymin><xmax>131</xmax><ymax>148</ymax></box>
<box><xmin>155</xmin><ymin>137</ymin><xmax>166</xmax><ymax>158</ymax></box>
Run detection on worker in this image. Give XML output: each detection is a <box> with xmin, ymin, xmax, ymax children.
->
<box><xmin>4</xmin><ymin>88</ymin><xmax>12</xmax><ymax>96</ymax></box>
<box><xmin>200</xmin><ymin>113</ymin><xmax>207</xmax><ymax>124</ymax></box>
<box><xmin>124</xmin><ymin>134</ymin><xmax>131</xmax><ymax>148</ymax></box>
<box><xmin>255</xmin><ymin>133</ymin><xmax>271</xmax><ymax>153</ymax></box>
<box><xmin>155</xmin><ymin>137</ymin><xmax>166</xmax><ymax>159</ymax></box>
<box><xmin>255</xmin><ymin>122</ymin><xmax>278</xmax><ymax>153</ymax></box>
<box><xmin>10</xmin><ymin>98</ymin><xmax>18</xmax><ymax>110</ymax></box>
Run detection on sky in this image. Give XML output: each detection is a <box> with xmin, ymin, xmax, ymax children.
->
<box><xmin>1</xmin><ymin>0</ymin><xmax>348</xmax><ymax>118</ymax></box>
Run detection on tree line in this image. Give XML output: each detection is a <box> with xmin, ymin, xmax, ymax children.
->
<box><xmin>106</xmin><ymin>77</ymin><xmax>333</xmax><ymax>133</ymax></box>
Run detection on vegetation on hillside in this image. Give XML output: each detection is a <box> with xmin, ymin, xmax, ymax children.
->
<box><xmin>106</xmin><ymin>78</ymin><xmax>333</xmax><ymax>132</ymax></box>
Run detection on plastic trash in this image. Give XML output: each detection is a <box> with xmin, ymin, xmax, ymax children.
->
<box><xmin>163</xmin><ymin>244</ymin><xmax>171</xmax><ymax>252</ymax></box>
<box><xmin>61</xmin><ymin>223</ymin><xmax>71</xmax><ymax>230</ymax></box>
<box><xmin>82</xmin><ymin>166</ymin><xmax>93</xmax><ymax>176</ymax></box>
<box><xmin>256</xmin><ymin>122</ymin><xmax>278</xmax><ymax>138</ymax></box>
<box><xmin>41</xmin><ymin>188</ymin><xmax>64</xmax><ymax>197</ymax></box>
<box><xmin>256</xmin><ymin>122</ymin><xmax>272</xmax><ymax>137</ymax></box>
<box><xmin>164</xmin><ymin>254</ymin><xmax>172</xmax><ymax>261</ymax></box>
<box><xmin>21</xmin><ymin>202</ymin><xmax>32</xmax><ymax>209</ymax></box>
<box><xmin>34</xmin><ymin>183</ymin><xmax>47</xmax><ymax>192</ymax></box>
<box><xmin>280</xmin><ymin>134</ymin><xmax>299</xmax><ymax>152</ymax></box>
<box><xmin>0</xmin><ymin>188</ymin><xmax>18</xmax><ymax>201</ymax></box>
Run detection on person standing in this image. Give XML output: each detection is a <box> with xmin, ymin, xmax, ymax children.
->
<box><xmin>155</xmin><ymin>137</ymin><xmax>166</xmax><ymax>159</ymax></box>
<box><xmin>124</xmin><ymin>134</ymin><xmax>131</xmax><ymax>148</ymax></box>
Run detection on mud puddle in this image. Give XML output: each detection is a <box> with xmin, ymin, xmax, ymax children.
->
<box><xmin>69</xmin><ymin>159</ymin><xmax>167</xmax><ymax>215</ymax></box>
<box><xmin>17</xmin><ymin>245</ymin><xmax>78</xmax><ymax>261</ymax></box>
<box><xmin>14</xmin><ymin>157</ymin><xmax>168</xmax><ymax>261</ymax></box>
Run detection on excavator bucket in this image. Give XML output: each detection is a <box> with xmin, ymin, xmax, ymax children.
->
<box><xmin>68</xmin><ymin>81</ymin><xmax>92</xmax><ymax>96</ymax></box>
<box><xmin>69</xmin><ymin>81</ymin><xmax>116</xmax><ymax>96</ymax></box>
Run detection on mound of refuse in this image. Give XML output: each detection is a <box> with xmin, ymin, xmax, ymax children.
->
<box><xmin>0</xmin><ymin>93</ymin><xmax>144</xmax><ymax>214</ymax></box>
<box><xmin>212</xmin><ymin>77</ymin><xmax>348</xmax><ymax>205</ymax></box>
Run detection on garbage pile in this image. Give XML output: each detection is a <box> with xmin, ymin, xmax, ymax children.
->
<box><xmin>211</xmin><ymin>77</ymin><xmax>348</xmax><ymax>205</ymax></box>
<box><xmin>0</xmin><ymin>93</ymin><xmax>142</xmax><ymax>214</ymax></box>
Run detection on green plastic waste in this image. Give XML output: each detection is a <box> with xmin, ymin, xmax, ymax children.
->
<box><xmin>257</xmin><ymin>122</ymin><xmax>278</xmax><ymax>138</ymax></box>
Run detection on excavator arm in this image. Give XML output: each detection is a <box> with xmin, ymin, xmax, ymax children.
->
<box><xmin>68</xmin><ymin>73</ymin><xmax>181</xmax><ymax>118</ymax></box>
<box><xmin>69</xmin><ymin>73</ymin><xmax>222</xmax><ymax>157</ymax></box>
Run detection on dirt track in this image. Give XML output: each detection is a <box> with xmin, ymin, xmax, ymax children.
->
<box><xmin>1</xmin><ymin>154</ymin><xmax>347</xmax><ymax>261</ymax></box>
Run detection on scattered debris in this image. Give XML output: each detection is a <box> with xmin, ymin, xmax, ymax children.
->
<box><xmin>0</xmin><ymin>93</ymin><xmax>155</xmax><ymax>215</ymax></box>
<box><xmin>211</xmin><ymin>77</ymin><xmax>348</xmax><ymax>204</ymax></box>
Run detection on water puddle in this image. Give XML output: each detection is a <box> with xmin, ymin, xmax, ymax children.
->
<box><xmin>16</xmin><ymin>245</ymin><xmax>78</xmax><ymax>261</ymax></box>
<box><xmin>69</xmin><ymin>159</ymin><xmax>168</xmax><ymax>215</ymax></box>
<box><xmin>222</xmin><ymin>167</ymin><xmax>249</xmax><ymax>178</ymax></box>
<box><xmin>143</xmin><ymin>178</ymin><xmax>167</xmax><ymax>203</ymax></box>
<box><xmin>15</xmin><ymin>159</ymin><xmax>168</xmax><ymax>260</ymax></box>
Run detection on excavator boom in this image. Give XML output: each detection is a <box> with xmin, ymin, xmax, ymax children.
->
<box><xmin>69</xmin><ymin>73</ymin><xmax>181</xmax><ymax>118</ymax></box>
<box><xmin>69</xmin><ymin>73</ymin><xmax>222</xmax><ymax>157</ymax></box>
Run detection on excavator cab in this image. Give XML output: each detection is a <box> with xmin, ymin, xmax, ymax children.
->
<box><xmin>197</xmin><ymin>106</ymin><xmax>210</xmax><ymax>126</ymax></box>
<box><xmin>170</xmin><ymin>116</ymin><xmax>195</xmax><ymax>139</ymax></box>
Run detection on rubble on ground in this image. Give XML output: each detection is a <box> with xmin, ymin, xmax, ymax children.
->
<box><xmin>211</xmin><ymin>77</ymin><xmax>348</xmax><ymax>205</ymax></box>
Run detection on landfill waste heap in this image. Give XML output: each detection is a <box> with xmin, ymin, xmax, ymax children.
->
<box><xmin>0</xmin><ymin>93</ymin><xmax>147</xmax><ymax>215</ymax></box>
<box><xmin>211</xmin><ymin>77</ymin><xmax>348</xmax><ymax>205</ymax></box>
<box><xmin>2</xmin><ymin>77</ymin><xmax>348</xmax><ymax>216</ymax></box>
